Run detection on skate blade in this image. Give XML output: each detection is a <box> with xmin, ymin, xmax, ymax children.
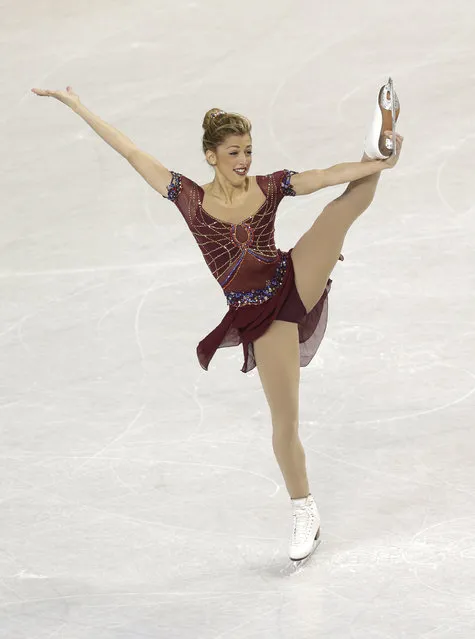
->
<box><xmin>387</xmin><ymin>77</ymin><xmax>399</xmax><ymax>157</ymax></box>
<box><xmin>389</xmin><ymin>77</ymin><xmax>395</xmax><ymax>157</ymax></box>
<box><xmin>280</xmin><ymin>536</ymin><xmax>321</xmax><ymax>576</ymax></box>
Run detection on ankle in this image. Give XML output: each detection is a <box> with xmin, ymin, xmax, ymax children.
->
<box><xmin>291</xmin><ymin>492</ymin><xmax>311</xmax><ymax>501</ymax></box>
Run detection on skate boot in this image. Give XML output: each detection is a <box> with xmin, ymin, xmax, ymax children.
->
<box><xmin>289</xmin><ymin>493</ymin><xmax>321</xmax><ymax>562</ymax></box>
<box><xmin>364</xmin><ymin>77</ymin><xmax>400</xmax><ymax>159</ymax></box>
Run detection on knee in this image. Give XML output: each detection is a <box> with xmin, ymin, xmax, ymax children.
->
<box><xmin>272</xmin><ymin>418</ymin><xmax>299</xmax><ymax>442</ymax></box>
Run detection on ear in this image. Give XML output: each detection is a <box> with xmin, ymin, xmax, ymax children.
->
<box><xmin>206</xmin><ymin>150</ymin><xmax>216</xmax><ymax>166</ymax></box>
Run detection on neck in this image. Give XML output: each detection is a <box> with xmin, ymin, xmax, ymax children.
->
<box><xmin>210</xmin><ymin>173</ymin><xmax>250</xmax><ymax>205</ymax></box>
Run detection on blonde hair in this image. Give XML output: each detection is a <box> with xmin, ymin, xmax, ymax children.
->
<box><xmin>202</xmin><ymin>108</ymin><xmax>252</xmax><ymax>156</ymax></box>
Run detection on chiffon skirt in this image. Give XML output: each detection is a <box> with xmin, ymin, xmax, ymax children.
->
<box><xmin>196</xmin><ymin>248</ymin><xmax>333</xmax><ymax>373</ymax></box>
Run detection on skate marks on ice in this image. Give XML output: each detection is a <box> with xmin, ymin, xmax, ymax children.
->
<box><xmin>403</xmin><ymin>515</ymin><xmax>475</xmax><ymax>601</ymax></box>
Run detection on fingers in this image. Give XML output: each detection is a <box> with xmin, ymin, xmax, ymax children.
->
<box><xmin>31</xmin><ymin>88</ymin><xmax>59</xmax><ymax>97</ymax></box>
<box><xmin>384</xmin><ymin>130</ymin><xmax>404</xmax><ymax>143</ymax></box>
<box><xmin>31</xmin><ymin>87</ymin><xmax>73</xmax><ymax>97</ymax></box>
<box><xmin>31</xmin><ymin>88</ymin><xmax>51</xmax><ymax>96</ymax></box>
<box><xmin>383</xmin><ymin>130</ymin><xmax>404</xmax><ymax>159</ymax></box>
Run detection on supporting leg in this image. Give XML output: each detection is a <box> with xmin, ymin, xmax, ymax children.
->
<box><xmin>253</xmin><ymin>320</ymin><xmax>309</xmax><ymax>499</ymax></box>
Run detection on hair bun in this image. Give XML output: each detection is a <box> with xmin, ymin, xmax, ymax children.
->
<box><xmin>201</xmin><ymin>109</ymin><xmax>252</xmax><ymax>158</ymax></box>
<box><xmin>202</xmin><ymin>108</ymin><xmax>226</xmax><ymax>130</ymax></box>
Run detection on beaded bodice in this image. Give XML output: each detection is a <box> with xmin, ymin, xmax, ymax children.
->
<box><xmin>164</xmin><ymin>169</ymin><xmax>297</xmax><ymax>307</ymax></box>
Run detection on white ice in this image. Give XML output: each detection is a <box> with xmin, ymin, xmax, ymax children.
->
<box><xmin>1</xmin><ymin>0</ymin><xmax>475</xmax><ymax>637</ymax></box>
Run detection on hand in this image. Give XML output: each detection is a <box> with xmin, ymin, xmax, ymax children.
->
<box><xmin>31</xmin><ymin>85</ymin><xmax>81</xmax><ymax>110</ymax></box>
<box><xmin>381</xmin><ymin>131</ymin><xmax>404</xmax><ymax>169</ymax></box>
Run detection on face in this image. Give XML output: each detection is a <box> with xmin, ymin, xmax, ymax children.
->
<box><xmin>207</xmin><ymin>134</ymin><xmax>253</xmax><ymax>183</ymax></box>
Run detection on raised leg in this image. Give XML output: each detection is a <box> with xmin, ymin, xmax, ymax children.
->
<box><xmin>253</xmin><ymin>320</ymin><xmax>309</xmax><ymax>499</ymax></box>
<box><xmin>291</xmin><ymin>154</ymin><xmax>383</xmax><ymax>313</ymax></box>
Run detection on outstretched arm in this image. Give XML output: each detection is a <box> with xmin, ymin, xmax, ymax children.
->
<box><xmin>332</xmin><ymin>133</ymin><xmax>403</xmax><ymax>214</ymax></box>
<box><xmin>289</xmin><ymin>131</ymin><xmax>400</xmax><ymax>196</ymax></box>
<box><xmin>32</xmin><ymin>86</ymin><xmax>172</xmax><ymax>197</ymax></box>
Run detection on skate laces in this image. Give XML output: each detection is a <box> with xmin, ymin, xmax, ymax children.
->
<box><xmin>292</xmin><ymin>504</ymin><xmax>316</xmax><ymax>545</ymax></box>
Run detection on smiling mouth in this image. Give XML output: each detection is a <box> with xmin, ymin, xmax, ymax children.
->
<box><xmin>234</xmin><ymin>168</ymin><xmax>248</xmax><ymax>175</ymax></box>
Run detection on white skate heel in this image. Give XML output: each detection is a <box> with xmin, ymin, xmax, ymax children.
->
<box><xmin>289</xmin><ymin>494</ymin><xmax>321</xmax><ymax>564</ymax></box>
<box><xmin>364</xmin><ymin>77</ymin><xmax>400</xmax><ymax>159</ymax></box>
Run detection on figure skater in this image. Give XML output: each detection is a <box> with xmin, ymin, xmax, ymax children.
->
<box><xmin>32</xmin><ymin>78</ymin><xmax>402</xmax><ymax>564</ymax></box>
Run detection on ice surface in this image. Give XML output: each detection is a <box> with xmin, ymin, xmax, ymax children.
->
<box><xmin>1</xmin><ymin>0</ymin><xmax>475</xmax><ymax>637</ymax></box>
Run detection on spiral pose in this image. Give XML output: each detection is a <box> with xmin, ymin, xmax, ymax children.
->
<box><xmin>32</xmin><ymin>82</ymin><xmax>403</xmax><ymax>564</ymax></box>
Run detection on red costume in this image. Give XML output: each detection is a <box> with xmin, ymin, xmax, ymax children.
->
<box><xmin>164</xmin><ymin>169</ymin><xmax>336</xmax><ymax>373</ymax></box>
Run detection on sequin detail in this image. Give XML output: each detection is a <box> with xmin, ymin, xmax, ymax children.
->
<box><xmin>229</xmin><ymin>222</ymin><xmax>254</xmax><ymax>249</ymax></box>
<box><xmin>163</xmin><ymin>171</ymin><xmax>294</xmax><ymax>293</ymax></box>
<box><xmin>163</xmin><ymin>171</ymin><xmax>182</xmax><ymax>202</ymax></box>
<box><xmin>225</xmin><ymin>253</ymin><xmax>288</xmax><ymax>308</ymax></box>
<box><xmin>282</xmin><ymin>170</ymin><xmax>298</xmax><ymax>196</ymax></box>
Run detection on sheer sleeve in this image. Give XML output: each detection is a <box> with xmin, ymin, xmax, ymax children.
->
<box><xmin>162</xmin><ymin>171</ymin><xmax>201</xmax><ymax>225</ymax></box>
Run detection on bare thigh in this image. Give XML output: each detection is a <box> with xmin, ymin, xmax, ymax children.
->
<box><xmin>253</xmin><ymin>320</ymin><xmax>300</xmax><ymax>429</ymax></box>
<box><xmin>291</xmin><ymin>197</ymin><xmax>359</xmax><ymax>313</ymax></box>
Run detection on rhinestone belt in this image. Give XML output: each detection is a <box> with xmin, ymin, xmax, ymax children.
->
<box><xmin>225</xmin><ymin>253</ymin><xmax>288</xmax><ymax>308</ymax></box>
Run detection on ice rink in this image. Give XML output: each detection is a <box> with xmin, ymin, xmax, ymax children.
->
<box><xmin>2</xmin><ymin>0</ymin><xmax>475</xmax><ymax>636</ymax></box>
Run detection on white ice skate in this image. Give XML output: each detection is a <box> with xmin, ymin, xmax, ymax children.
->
<box><xmin>288</xmin><ymin>493</ymin><xmax>321</xmax><ymax>565</ymax></box>
<box><xmin>364</xmin><ymin>77</ymin><xmax>400</xmax><ymax>159</ymax></box>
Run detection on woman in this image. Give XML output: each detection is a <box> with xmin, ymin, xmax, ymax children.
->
<box><xmin>32</xmin><ymin>80</ymin><xmax>403</xmax><ymax>564</ymax></box>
